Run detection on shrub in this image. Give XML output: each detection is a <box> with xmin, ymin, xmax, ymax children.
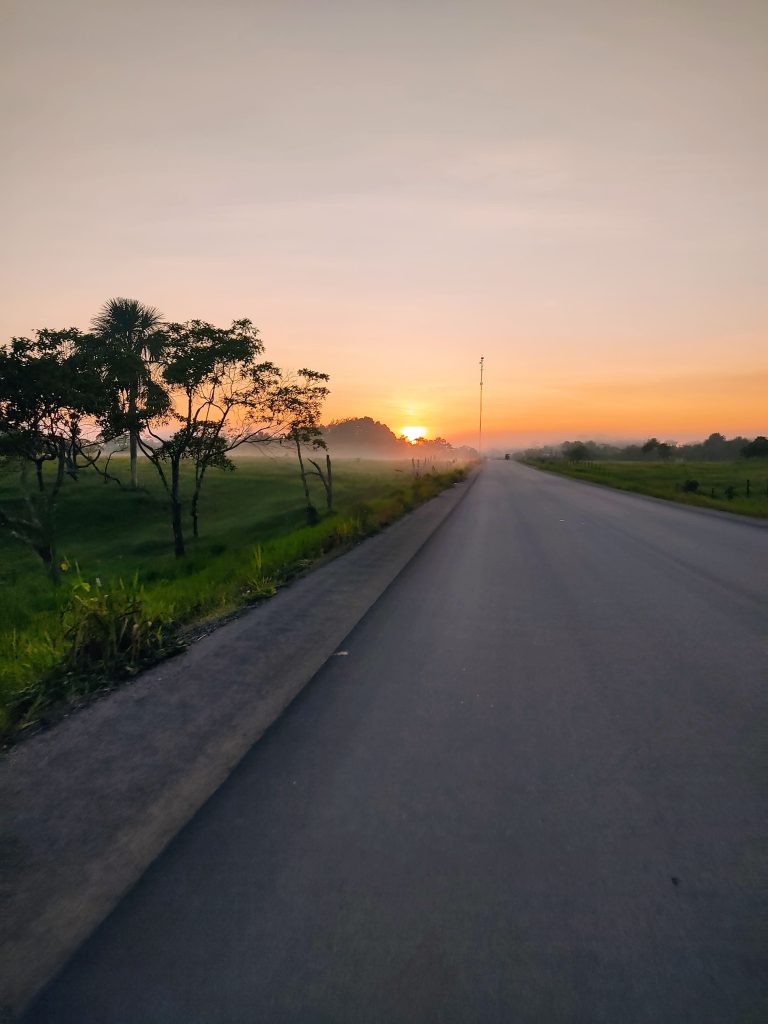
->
<box><xmin>6</xmin><ymin>574</ymin><xmax>172</xmax><ymax>732</ymax></box>
<box><xmin>61</xmin><ymin>574</ymin><xmax>171</xmax><ymax>678</ymax></box>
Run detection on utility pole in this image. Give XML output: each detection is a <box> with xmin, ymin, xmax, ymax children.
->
<box><xmin>478</xmin><ymin>355</ymin><xmax>484</xmax><ymax>459</ymax></box>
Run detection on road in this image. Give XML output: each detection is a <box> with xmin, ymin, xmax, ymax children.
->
<box><xmin>24</xmin><ymin>461</ymin><xmax>767</xmax><ymax>1023</ymax></box>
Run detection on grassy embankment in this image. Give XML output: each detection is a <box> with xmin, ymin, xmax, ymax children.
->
<box><xmin>523</xmin><ymin>457</ymin><xmax>768</xmax><ymax>519</ymax></box>
<box><xmin>0</xmin><ymin>456</ymin><xmax>468</xmax><ymax>738</ymax></box>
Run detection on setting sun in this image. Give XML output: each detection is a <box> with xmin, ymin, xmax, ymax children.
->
<box><xmin>400</xmin><ymin>425</ymin><xmax>428</xmax><ymax>443</ymax></box>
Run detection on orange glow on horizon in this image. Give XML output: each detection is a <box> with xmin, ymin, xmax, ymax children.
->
<box><xmin>322</xmin><ymin>361</ymin><xmax>768</xmax><ymax>449</ymax></box>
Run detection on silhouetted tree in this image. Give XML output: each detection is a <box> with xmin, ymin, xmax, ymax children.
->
<box><xmin>641</xmin><ymin>437</ymin><xmax>660</xmax><ymax>457</ymax></box>
<box><xmin>138</xmin><ymin>319</ymin><xmax>283</xmax><ymax>555</ymax></box>
<box><xmin>563</xmin><ymin>441</ymin><xmax>589</xmax><ymax>462</ymax></box>
<box><xmin>525</xmin><ymin>432</ymin><xmax>764</xmax><ymax>464</ymax></box>
<box><xmin>91</xmin><ymin>298</ymin><xmax>166</xmax><ymax>489</ymax></box>
<box><xmin>273</xmin><ymin>370</ymin><xmax>331</xmax><ymax>521</ymax></box>
<box><xmin>742</xmin><ymin>436</ymin><xmax>768</xmax><ymax>458</ymax></box>
<box><xmin>160</xmin><ymin>319</ymin><xmax>283</xmax><ymax>541</ymax></box>
<box><xmin>0</xmin><ymin>331</ymin><xmax>102</xmax><ymax>580</ymax></box>
<box><xmin>702</xmin><ymin>432</ymin><xmax>727</xmax><ymax>458</ymax></box>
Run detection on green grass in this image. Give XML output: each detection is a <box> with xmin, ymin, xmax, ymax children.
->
<box><xmin>523</xmin><ymin>457</ymin><xmax>768</xmax><ymax>519</ymax></box>
<box><xmin>0</xmin><ymin>455</ymin><xmax>468</xmax><ymax>737</ymax></box>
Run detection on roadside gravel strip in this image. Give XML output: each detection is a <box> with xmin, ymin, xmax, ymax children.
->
<box><xmin>0</xmin><ymin>470</ymin><xmax>477</xmax><ymax>1018</ymax></box>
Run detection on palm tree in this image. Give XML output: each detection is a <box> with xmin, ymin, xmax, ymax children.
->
<box><xmin>92</xmin><ymin>298</ymin><xmax>164</xmax><ymax>489</ymax></box>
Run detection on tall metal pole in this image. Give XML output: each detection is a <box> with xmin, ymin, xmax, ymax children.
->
<box><xmin>478</xmin><ymin>355</ymin><xmax>484</xmax><ymax>459</ymax></box>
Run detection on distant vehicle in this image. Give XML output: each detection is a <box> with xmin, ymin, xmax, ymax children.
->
<box><xmin>504</xmin><ymin>454</ymin><xmax>511</xmax><ymax>460</ymax></box>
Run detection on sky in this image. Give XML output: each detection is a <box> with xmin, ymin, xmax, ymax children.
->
<box><xmin>2</xmin><ymin>0</ymin><xmax>766</xmax><ymax>447</ymax></box>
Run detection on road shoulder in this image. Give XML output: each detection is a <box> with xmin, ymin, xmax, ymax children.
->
<box><xmin>0</xmin><ymin>469</ymin><xmax>477</xmax><ymax>1019</ymax></box>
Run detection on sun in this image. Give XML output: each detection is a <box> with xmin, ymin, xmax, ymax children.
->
<box><xmin>401</xmin><ymin>425</ymin><xmax>428</xmax><ymax>443</ymax></box>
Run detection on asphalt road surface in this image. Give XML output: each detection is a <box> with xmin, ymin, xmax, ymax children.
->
<box><xmin>25</xmin><ymin>461</ymin><xmax>767</xmax><ymax>1023</ymax></box>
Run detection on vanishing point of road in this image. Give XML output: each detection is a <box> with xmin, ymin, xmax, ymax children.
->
<box><xmin>25</xmin><ymin>460</ymin><xmax>767</xmax><ymax>1023</ymax></box>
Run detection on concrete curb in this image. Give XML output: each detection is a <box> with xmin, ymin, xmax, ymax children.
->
<box><xmin>0</xmin><ymin>470</ymin><xmax>478</xmax><ymax>1018</ymax></box>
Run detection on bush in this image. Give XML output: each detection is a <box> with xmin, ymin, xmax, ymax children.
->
<box><xmin>61</xmin><ymin>575</ymin><xmax>170</xmax><ymax>678</ymax></box>
<box><xmin>682</xmin><ymin>479</ymin><xmax>699</xmax><ymax>493</ymax></box>
<box><xmin>6</xmin><ymin>574</ymin><xmax>173</xmax><ymax>732</ymax></box>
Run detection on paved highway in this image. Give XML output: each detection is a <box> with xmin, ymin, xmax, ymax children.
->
<box><xmin>25</xmin><ymin>461</ymin><xmax>767</xmax><ymax>1023</ymax></box>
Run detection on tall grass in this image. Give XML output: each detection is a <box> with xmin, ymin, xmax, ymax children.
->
<box><xmin>6</xmin><ymin>574</ymin><xmax>174</xmax><ymax>730</ymax></box>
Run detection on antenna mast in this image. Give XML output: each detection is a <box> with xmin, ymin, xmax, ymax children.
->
<box><xmin>478</xmin><ymin>355</ymin><xmax>484</xmax><ymax>459</ymax></box>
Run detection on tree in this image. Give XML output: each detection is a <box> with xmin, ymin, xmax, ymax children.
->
<box><xmin>639</xmin><ymin>437</ymin><xmax>673</xmax><ymax>460</ymax></box>
<box><xmin>138</xmin><ymin>319</ymin><xmax>285</xmax><ymax>556</ymax></box>
<box><xmin>702</xmin><ymin>432</ymin><xmax>727</xmax><ymax>459</ymax></box>
<box><xmin>272</xmin><ymin>370</ymin><xmax>331</xmax><ymax>520</ymax></box>
<box><xmin>641</xmin><ymin>437</ymin><xmax>660</xmax><ymax>456</ymax></box>
<box><xmin>166</xmin><ymin>319</ymin><xmax>284</xmax><ymax>539</ymax></box>
<box><xmin>0</xmin><ymin>331</ymin><xmax>102</xmax><ymax>580</ymax></box>
<box><xmin>91</xmin><ymin>298</ymin><xmax>166</xmax><ymax>489</ymax></box>
<box><xmin>292</xmin><ymin>422</ymin><xmax>333</xmax><ymax>516</ymax></box>
<box><xmin>563</xmin><ymin>441</ymin><xmax>589</xmax><ymax>462</ymax></box>
<box><xmin>412</xmin><ymin>436</ymin><xmax>453</xmax><ymax>457</ymax></box>
<box><xmin>742</xmin><ymin>435</ymin><xmax>768</xmax><ymax>458</ymax></box>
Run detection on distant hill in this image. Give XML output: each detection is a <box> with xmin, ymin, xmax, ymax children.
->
<box><xmin>322</xmin><ymin>417</ymin><xmax>403</xmax><ymax>457</ymax></box>
<box><xmin>321</xmin><ymin>417</ymin><xmax>476</xmax><ymax>461</ymax></box>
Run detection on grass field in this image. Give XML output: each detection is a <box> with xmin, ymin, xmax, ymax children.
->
<box><xmin>523</xmin><ymin>458</ymin><xmax>768</xmax><ymax>519</ymax></box>
<box><xmin>0</xmin><ymin>455</ymin><xmax>467</xmax><ymax>738</ymax></box>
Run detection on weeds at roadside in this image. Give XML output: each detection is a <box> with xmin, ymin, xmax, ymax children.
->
<box><xmin>243</xmin><ymin>546</ymin><xmax>278</xmax><ymax>600</ymax></box>
<box><xmin>5</xmin><ymin>573</ymin><xmax>177</xmax><ymax>736</ymax></box>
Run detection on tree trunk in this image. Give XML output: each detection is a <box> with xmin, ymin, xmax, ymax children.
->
<box><xmin>191</xmin><ymin>464</ymin><xmax>207</xmax><ymax>538</ymax></box>
<box><xmin>35</xmin><ymin>459</ymin><xmax>45</xmax><ymax>492</ymax></box>
<box><xmin>172</xmin><ymin>500</ymin><xmax>185</xmax><ymax>557</ymax></box>
<box><xmin>66</xmin><ymin>432</ymin><xmax>79</xmax><ymax>479</ymax></box>
<box><xmin>36</xmin><ymin>540</ymin><xmax>60</xmax><ymax>585</ymax></box>
<box><xmin>128</xmin><ymin>383</ymin><xmax>139</xmax><ymax>489</ymax></box>
<box><xmin>1</xmin><ymin>501</ymin><xmax>59</xmax><ymax>584</ymax></box>
<box><xmin>294</xmin><ymin>436</ymin><xmax>312</xmax><ymax>509</ymax></box>
<box><xmin>171</xmin><ymin>461</ymin><xmax>185</xmax><ymax>557</ymax></box>
<box><xmin>309</xmin><ymin>455</ymin><xmax>333</xmax><ymax>512</ymax></box>
<box><xmin>325</xmin><ymin>453</ymin><xmax>333</xmax><ymax>511</ymax></box>
<box><xmin>33</xmin><ymin>494</ymin><xmax>59</xmax><ymax>585</ymax></box>
<box><xmin>129</xmin><ymin>432</ymin><xmax>138</xmax><ymax>489</ymax></box>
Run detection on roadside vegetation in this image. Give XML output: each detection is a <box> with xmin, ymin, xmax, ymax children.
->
<box><xmin>0</xmin><ymin>457</ymin><xmax>467</xmax><ymax>739</ymax></box>
<box><xmin>520</xmin><ymin>432</ymin><xmax>768</xmax><ymax>464</ymax></box>
<box><xmin>0</xmin><ymin>296</ymin><xmax>470</xmax><ymax>740</ymax></box>
<box><xmin>522</xmin><ymin>455</ymin><xmax>768</xmax><ymax>518</ymax></box>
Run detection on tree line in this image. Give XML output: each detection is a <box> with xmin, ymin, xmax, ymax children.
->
<box><xmin>0</xmin><ymin>298</ymin><xmax>331</xmax><ymax>577</ymax></box>
<box><xmin>523</xmin><ymin>432</ymin><xmax>768</xmax><ymax>464</ymax></box>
